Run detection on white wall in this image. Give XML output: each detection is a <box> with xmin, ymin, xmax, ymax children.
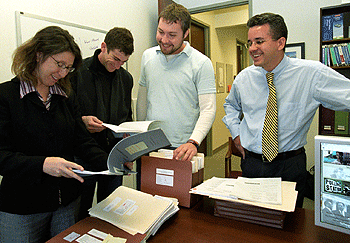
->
<box><xmin>0</xmin><ymin>0</ymin><xmax>159</xmax><ymax>99</ymax></box>
<box><xmin>178</xmin><ymin>0</ymin><xmax>246</xmax><ymax>10</ymax></box>
<box><xmin>192</xmin><ymin>5</ymin><xmax>249</xmax><ymax>151</ymax></box>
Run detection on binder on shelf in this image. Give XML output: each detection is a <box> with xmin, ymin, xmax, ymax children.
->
<box><xmin>141</xmin><ymin>155</ymin><xmax>204</xmax><ymax>208</ymax></box>
<box><xmin>319</xmin><ymin>106</ymin><xmax>335</xmax><ymax>135</ymax></box>
<box><xmin>333</xmin><ymin>13</ymin><xmax>344</xmax><ymax>39</ymax></box>
<box><xmin>334</xmin><ymin>110</ymin><xmax>349</xmax><ymax>135</ymax></box>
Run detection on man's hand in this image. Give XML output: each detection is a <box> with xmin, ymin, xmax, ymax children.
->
<box><xmin>233</xmin><ymin>136</ymin><xmax>245</xmax><ymax>159</ymax></box>
<box><xmin>43</xmin><ymin>157</ymin><xmax>85</xmax><ymax>183</ymax></box>
<box><xmin>124</xmin><ymin>162</ymin><xmax>134</xmax><ymax>170</ymax></box>
<box><xmin>173</xmin><ymin>143</ymin><xmax>197</xmax><ymax>162</ymax></box>
<box><xmin>82</xmin><ymin>116</ymin><xmax>106</xmax><ymax>133</ymax></box>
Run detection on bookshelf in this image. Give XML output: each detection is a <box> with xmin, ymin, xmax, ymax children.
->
<box><xmin>319</xmin><ymin>3</ymin><xmax>350</xmax><ymax>136</ymax></box>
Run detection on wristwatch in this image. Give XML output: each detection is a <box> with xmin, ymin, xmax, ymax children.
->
<box><xmin>187</xmin><ymin>139</ymin><xmax>199</xmax><ymax>149</ymax></box>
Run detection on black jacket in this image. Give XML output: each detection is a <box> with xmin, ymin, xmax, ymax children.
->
<box><xmin>71</xmin><ymin>49</ymin><xmax>133</xmax><ymax>152</ymax></box>
<box><xmin>0</xmin><ymin>77</ymin><xmax>108</xmax><ymax>214</ymax></box>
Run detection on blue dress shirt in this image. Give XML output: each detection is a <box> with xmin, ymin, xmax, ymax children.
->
<box><xmin>223</xmin><ymin>55</ymin><xmax>350</xmax><ymax>154</ymax></box>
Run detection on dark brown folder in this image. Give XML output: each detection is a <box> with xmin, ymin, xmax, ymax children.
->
<box><xmin>141</xmin><ymin>156</ymin><xmax>203</xmax><ymax>208</ymax></box>
<box><xmin>214</xmin><ymin>199</ymin><xmax>287</xmax><ymax>229</ymax></box>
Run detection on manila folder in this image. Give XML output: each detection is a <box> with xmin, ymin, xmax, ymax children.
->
<box><xmin>89</xmin><ymin>186</ymin><xmax>172</xmax><ymax>235</ymax></box>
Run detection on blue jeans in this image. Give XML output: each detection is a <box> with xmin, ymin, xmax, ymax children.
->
<box><xmin>0</xmin><ymin>199</ymin><xmax>77</xmax><ymax>243</ymax></box>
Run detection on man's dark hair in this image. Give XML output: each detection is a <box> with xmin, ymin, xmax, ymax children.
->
<box><xmin>247</xmin><ymin>13</ymin><xmax>288</xmax><ymax>42</ymax></box>
<box><xmin>104</xmin><ymin>27</ymin><xmax>134</xmax><ymax>55</ymax></box>
<box><xmin>158</xmin><ymin>3</ymin><xmax>191</xmax><ymax>36</ymax></box>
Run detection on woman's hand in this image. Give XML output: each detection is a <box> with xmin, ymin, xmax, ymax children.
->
<box><xmin>43</xmin><ymin>157</ymin><xmax>85</xmax><ymax>183</ymax></box>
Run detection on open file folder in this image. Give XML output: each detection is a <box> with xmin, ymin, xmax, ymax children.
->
<box><xmin>74</xmin><ymin>129</ymin><xmax>171</xmax><ymax>176</ymax></box>
<box><xmin>107</xmin><ymin>128</ymin><xmax>171</xmax><ymax>175</ymax></box>
<box><xmin>88</xmin><ymin>186</ymin><xmax>179</xmax><ymax>239</ymax></box>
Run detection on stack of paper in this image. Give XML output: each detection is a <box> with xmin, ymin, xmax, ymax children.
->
<box><xmin>190</xmin><ymin>177</ymin><xmax>297</xmax><ymax>228</ymax></box>
<box><xmin>89</xmin><ymin>186</ymin><xmax>179</xmax><ymax>240</ymax></box>
<box><xmin>190</xmin><ymin>177</ymin><xmax>297</xmax><ymax>212</ymax></box>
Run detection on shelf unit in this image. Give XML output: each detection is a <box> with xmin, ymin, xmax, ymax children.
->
<box><xmin>319</xmin><ymin>3</ymin><xmax>350</xmax><ymax>136</ymax></box>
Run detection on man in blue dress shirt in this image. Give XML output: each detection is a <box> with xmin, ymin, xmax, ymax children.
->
<box><xmin>223</xmin><ymin>13</ymin><xmax>350</xmax><ymax>207</ymax></box>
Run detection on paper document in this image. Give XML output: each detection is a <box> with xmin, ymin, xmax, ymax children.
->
<box><xmin>190</xmin><ymin>177</ymin><xmax>238</xmax><ymax>199</ymax></box>
<box><xmin>89</xmin><ymin>186</ymin><xmax>179</xmax><ymax>238</ymax></box>
<box><xmin>73</xmin><ymin>170</ymin><xmax>115</xmax><ymax>176</ymax></box>
<box><xmin>191</xmin><ymin>177</ymin><xmax>297</xmax><ymax>212</ymax></box>
<box><xmin>232</xmin><ymin>177</ymin><xmax>282</xmax><ymax>205</ymax></box>
<box><xmin>103</xmin><ymin>121</ymin><xmax>160</xmax><ymax>137</ymax></box>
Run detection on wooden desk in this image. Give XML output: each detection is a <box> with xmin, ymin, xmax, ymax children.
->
<box><xmin>48</xmin><ymin>199</ymin><xmax>350</xmax><ymax>243</ymax></box>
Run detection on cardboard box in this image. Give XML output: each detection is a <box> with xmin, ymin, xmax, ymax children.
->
<box><xmin>140</xmin><ymin>156</ymin><xmax>203</xmax><ymax>208</ymax></box>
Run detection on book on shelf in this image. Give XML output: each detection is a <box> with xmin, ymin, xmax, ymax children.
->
<box><xmin>333</xmin><ymin>13</ymin><xmax>344</xmax><ymax>39</ymax></box>
<box><xmin>333</xmin><ymin>44</ymin><xmax>342</xmax><ymax>65</ymax></box>
<box><xmin>322</xmin><ymin>15</ymin><xmax>333</xmax><ymax>41</ymax></box>
<box><xmin>322</xmin><ymin>44</ymin><xmax>350</xmax><ymax>67</ymax></box>
<box><xmin>336</xmin><ymin>44</ymin><xmax>346</xmax><ymax>65</ymax></box>
<box><xmin>329</xmin><ymin>45</ymin><xmax>339</xmax><ymax>66</ymax></box>
<box><xmin>89</xmin><ymin>186</ymin><xmax>179</xmax><ymax>241</ymax></box>
<box><xmin>341</xmin><ymin>44</ymin><xmax>350</xmax><ymax>65</ymax></box>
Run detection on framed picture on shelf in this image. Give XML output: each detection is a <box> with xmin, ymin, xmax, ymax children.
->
<box><xmin>285</xmin><ymin>42</ymin><xmax>305</xmax><ymax>59</ymax></box>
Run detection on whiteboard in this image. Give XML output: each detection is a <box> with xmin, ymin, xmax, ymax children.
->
<box><xmin>15</xmin><ymin>11</ymin><xmax>107</xmax><ymax>59</ymax></box>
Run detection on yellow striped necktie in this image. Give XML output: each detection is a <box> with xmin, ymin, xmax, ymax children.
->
<box><xmin>262</xmin><ymin>72</ymin><xmax>278</xmax><ymax>162</ymax></box>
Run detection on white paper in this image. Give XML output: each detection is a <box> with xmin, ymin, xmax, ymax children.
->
<box><xmin>190</xmin><ymin>177</ymin><xmax>238</xmax><ymax>199</ymax></box>
<box><xmin>63</xmin><ymin>232</ymin><xmax>80</xmax><ymax>242</ymax></box>
<box><xmin>233</xmin><ymin>177</ymin><xmax>282</xmax><ymax>205</ymax></box>
<box><xmin>88</xmin><ymin>229</ymin><xmax>108</xmax><ymax>240</ymax></box>
<box><xmin>73</xmin><ymin>169</ymin><xmax>117</xmax><ymax>176</ymax></box>
<box><xmin>102</xmin><ymin>121</ymin><xmax>157</xmax><ymax>134</ymax></box>
<box><xmin>76</xmin><ymin>234</ymin><xmax>103</xmax><ymax>243</ymax></box>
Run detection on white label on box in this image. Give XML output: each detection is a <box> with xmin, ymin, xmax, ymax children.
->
<box><xmin>156</xmin><ymin>168</ymin><xmax>174</xmax><ymax>176</ymax></box>
<box><xmin>156</xmin><ymin>174</ymin><xmax>174</xmax><ymax>187</ymax></box>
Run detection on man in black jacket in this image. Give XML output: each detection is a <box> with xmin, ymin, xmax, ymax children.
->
<box><xmin>71</xmin><ymin>27</ymin><xmax>134</xmax><ymax>220</ymax></box>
